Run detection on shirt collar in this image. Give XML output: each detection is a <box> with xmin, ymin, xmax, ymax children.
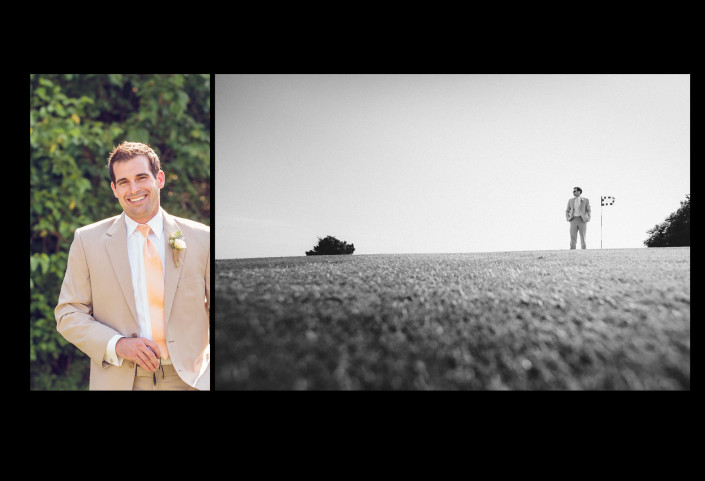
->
<box><xmin>125</xmin><ymin>208</ymin><xmax>164</xmax><ymax>240</ymax></box>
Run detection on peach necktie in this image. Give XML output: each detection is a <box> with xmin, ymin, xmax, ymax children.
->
<box><xmin>137</xmin><ymin>224</ymin><xmax>169</xmax><ymax>360</ymax></box>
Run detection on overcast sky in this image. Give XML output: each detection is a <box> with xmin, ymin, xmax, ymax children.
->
<box><xmin>215</xmin><ymin>74</ymin><xmax>689</xmax><ymax>259</ymax></box>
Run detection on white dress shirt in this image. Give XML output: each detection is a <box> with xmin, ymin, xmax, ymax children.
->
<box><xmin>103</xmin><ymin>209</ymin><xmax>166</xmax><ymax>366</ymax></box>
<box><xmin>573</xmin><ymin>196</ymin><xmax>581</xmax><ymax>216</ymax></box>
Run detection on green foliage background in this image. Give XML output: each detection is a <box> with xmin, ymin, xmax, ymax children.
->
<box><xmin>30</xmin><ymin>74</ymin><xmax>210</xmax><ymax>390</ymax></box>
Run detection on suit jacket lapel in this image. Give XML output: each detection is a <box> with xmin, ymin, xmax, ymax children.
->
<box><xmin>105</xmin><ymin>212</ymin><xmax>139</xmax><ymax>326</ymax></box>
<box><xmin>162</xmin><ymin>208</ymin><xmax>184</xmax><ymax>326</ymax></box>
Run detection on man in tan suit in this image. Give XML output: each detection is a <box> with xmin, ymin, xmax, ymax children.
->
<box><xmin>55</xmin><ymin>142</ymin><xmax>210</xmax><ymax>390</ymax></box>
<box><xmin>565</xmin><ymin>186</ymin><xmax>591</xmax><ymax>249</ymax></box>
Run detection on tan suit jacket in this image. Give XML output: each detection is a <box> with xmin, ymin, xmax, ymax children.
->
<box><xmin>565</xmin><ymin>197</ymin><xmax>591</xmax><ymax>223</ymax></box>
<box><xmin>55</xmin><ymin>208</ymin><xmax>210</xmax><ymax>390</ymax></box>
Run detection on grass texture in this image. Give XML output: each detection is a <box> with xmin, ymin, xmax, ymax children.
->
<box><xmin>215</xmin><ymin>247</ymin><xmax>690</xmax><ymax>390</ymax></box>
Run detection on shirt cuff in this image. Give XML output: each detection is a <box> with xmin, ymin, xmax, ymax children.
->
<box><xmin>104</xmin><ymin>334</ymin><xmax>125</xmax><ymax>367</ymax></box>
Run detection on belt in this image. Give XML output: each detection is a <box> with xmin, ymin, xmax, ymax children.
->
<box><xmin>135</xmin><ymin>362</ymin><xmax>177</xmax><ymax>378</ymax></box>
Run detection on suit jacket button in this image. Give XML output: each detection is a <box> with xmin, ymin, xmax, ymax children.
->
<box><xmin>131</xmin><ymin>333</ymin><xmax>138</xmax><ymax>338</ymax></box>
<box><xmin>128</xmin><ymin>362</ymin><xmax>135</xmax><ymax>368</ymax></box>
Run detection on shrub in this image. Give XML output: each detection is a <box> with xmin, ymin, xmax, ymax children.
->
<box><xmin>644</xmin><ymin>194</ymin><xmax>690</xmax><ymax>247</ymax></box>
<box><xmin>306</xmin><ymin>235</ymin><xmax>355</xmax><ymax>256</ymax></box>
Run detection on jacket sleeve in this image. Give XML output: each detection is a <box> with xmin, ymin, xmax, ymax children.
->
<box><xmin>585</xmin><ymin>199</ymin><xmax>591</xmax><ymax>222</ymax></box>
<box><xmin>55</xmin><ymin>228</ymin><xmax>122</xmax><ymax>364</ymax></box>
<box><xmin>566</xmin><ymin>200</ymin><xmax>572</xmax><ymax>220</ymax></box>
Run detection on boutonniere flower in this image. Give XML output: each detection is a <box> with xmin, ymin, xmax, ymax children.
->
<box><xmin>168</xmin><ymin>230</ymin><xmax>186</xmax><ymax>267</ymax></box>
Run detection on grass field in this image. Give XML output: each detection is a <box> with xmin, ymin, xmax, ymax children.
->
<box><xmin>215</xmin><ymin>247</ymin><xmax>690</xmax><ymax>390</ymax></box>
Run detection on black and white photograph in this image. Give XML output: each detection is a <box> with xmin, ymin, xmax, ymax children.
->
<box><xmin>214</xmin><ymin>74</ymin><xmax>689</xmax><ymax>391</ymax></box>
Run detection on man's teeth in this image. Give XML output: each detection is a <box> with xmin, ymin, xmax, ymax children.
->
<box><xmin>129</xmin><ymin>195</ymin><xmax>146</xmax><ymax>202</ymax></box>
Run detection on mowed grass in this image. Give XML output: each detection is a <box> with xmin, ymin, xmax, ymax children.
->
<box><xmin>215</xmin><ymin>247</ymin><xmax>690</xmax><ymax>390</ymax></box>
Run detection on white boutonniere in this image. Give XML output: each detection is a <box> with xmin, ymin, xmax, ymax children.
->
<box><xmin>169</xmin><ymin>230</ymin><xmax>186</xmax><ymax>267</ymax></box>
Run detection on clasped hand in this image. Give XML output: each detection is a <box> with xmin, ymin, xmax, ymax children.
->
<box><xmin>115</xmin><ymin>337</ymin><xmax>162</xmax><ymax>372</ymax></box>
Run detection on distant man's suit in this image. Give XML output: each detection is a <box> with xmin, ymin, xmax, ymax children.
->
<box><xmin>55</xmin><ymin>208</ymin><xmax>210</xmax><ymax>390</ymax></box>
<box><xmin>566</xmin><ymin>197</ymin><xmax>591</xmax><ymax>249</ymax></box>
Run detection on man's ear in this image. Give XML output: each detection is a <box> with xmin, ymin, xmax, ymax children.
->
<box><xmin>157</xmin><ymin>170</ymin><xmax>165</xmax><ymax>189</ymax></box>
<box><xmin>111</xmin><ymin>182</ymin><xmax>118</xmax><ymax>198</ymax></box>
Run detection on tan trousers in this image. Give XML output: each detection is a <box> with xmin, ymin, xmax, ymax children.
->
<box><xmin>133</xmin><ymin>363</ymin><xmax>198</xmax><ymax>391</ymax></box>
<box><xmin>569</xmin><ymin>216</ymin><xmax>587</xmax><ymax>249</ymax></box>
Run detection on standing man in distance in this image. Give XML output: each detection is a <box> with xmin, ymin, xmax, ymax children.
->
<box><xmin>566</xmin><ymin>186</ymin><xmax>591</xmax><ymax>249</ymax></box>
<box><xmin>55</xmin><ymin>141</ymin><xmax>210</xmax><ymax>390</ymax></box>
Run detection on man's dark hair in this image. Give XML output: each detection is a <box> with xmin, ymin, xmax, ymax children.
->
<box><xmin>574</xmin><ymin>187</ymin><xmax>582</xmax><ymax>194</ymax></box>
<box><xmin>107</xmin><ymin>141</ymin><xmax>161</xmax><ymax>184</ymax></box>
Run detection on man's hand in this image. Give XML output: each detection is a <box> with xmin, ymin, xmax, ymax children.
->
<box><xmin>115</xmin><ymin>337</ymin><xmax>162</xmax><ymax>372</ymax></box>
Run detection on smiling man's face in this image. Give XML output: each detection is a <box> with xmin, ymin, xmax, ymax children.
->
<box><xmin>111</xmin><ymin>155</ymin><xmax>165</xmax><ymax>223</ymax></box>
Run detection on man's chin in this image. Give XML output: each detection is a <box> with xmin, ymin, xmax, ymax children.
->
<box><xmin>124</xmin><ymin>205</ymin><xmax>159</xmax><ymax>223</ymax></box>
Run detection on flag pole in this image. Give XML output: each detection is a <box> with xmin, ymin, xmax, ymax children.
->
<box><xmin>600</xmin><ymin>196</ymin><xmax>615</xmax><ymax>249</ymax></box>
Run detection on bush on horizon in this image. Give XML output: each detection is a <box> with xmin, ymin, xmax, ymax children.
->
<box><xmin>306</xmin><ymin>235</ymin><xmax>355</xmax><ymax>256</ymax></box>
<box><xmin>644</xmin><ymin>194</ymin><xmax>689</xmax><ymax>247</ymax></box>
